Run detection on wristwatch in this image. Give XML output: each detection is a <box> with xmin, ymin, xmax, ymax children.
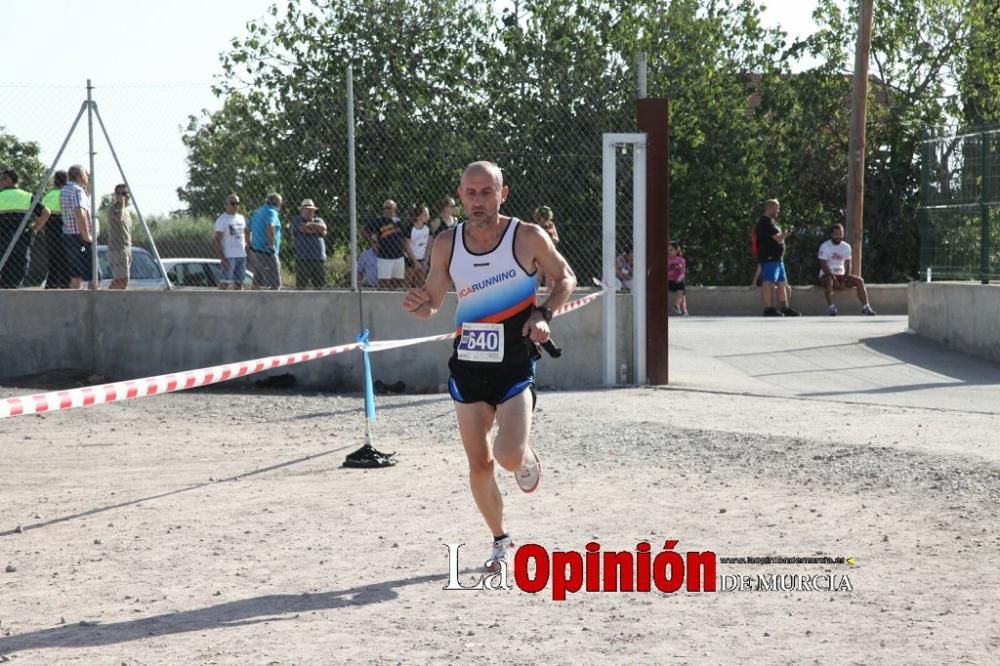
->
<box><xmin>534</xmin><ymin>305</ymin><xmax>553</xmax><ymax>323</ymax></box>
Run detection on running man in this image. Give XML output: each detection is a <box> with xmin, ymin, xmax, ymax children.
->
<box><xmin>402</xmin><ymin>161</ymin><xmax>577</xmax><ymax>571</ymax></box>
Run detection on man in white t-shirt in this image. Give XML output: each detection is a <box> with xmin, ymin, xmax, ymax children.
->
<box><xmin>818</xmin><ymin>223</ymin><xmax>875</xmax><ymax>316</ymax></box>
<box><xmin>213</xmin><ymin>194</ymin><xmax>248</xmax><ymax>290</ymax></box>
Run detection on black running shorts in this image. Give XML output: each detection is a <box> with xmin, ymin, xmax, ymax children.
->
<box><xmin>447</xmin><ymin>357</ymin><xmax>537</xmax><ymax>408</ymax></box>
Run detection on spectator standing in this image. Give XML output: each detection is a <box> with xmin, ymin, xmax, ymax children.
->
<box><xmin>364</xmin><ymin>199</ymin><xmax>412</xmax><ymax>289</ymax></box>
<box><xmin>754</xmin><ymin>198</ymin><xmax>800</xmax><ymax>317</ymax></box>
<box><xmin>357</xmin><ymin>247</ymin><xmax>379</xmax><ymax>288</ymax></box>
<box><xmin>616</xmin><ymin>246</ymin><xmax>633</xmax><ymax>292</ymax></box>
<box><xmin>42</xmin><ymin>171</ymin><xmax>70</xmax><ymax>288</ymax></box>
<box><xmin>426</xmin><ymin>196</ymin><xmax>457</xmax><ymax>260</ymax></box>
<box><xmin>818</xmin><ymin>223</ymin><xmax>876</xmax><ymax>316</ymax></box>
<box><xmin>292</xmin><ymin>199</ymin><xmax>327</xmax><ymax>289</ymax></box>
<box><xmin>406</xmin><ymin>204</ymin><xmax>431</xmax><ymax>287</ymax></box>
<box><xmin>0</xmin><ymin>168</ymin><xmax>50</xmax><ymax>288</ymax></box>
<box><xmin>247</xmin><ymin>192</ymin><xmax>283</xmax><ymax>290</ymax></box>
<box><xmin>533</xmin><ymin>205</ymin><xmax>560</xmax><ymax>245</ymax></box>
<box><xmin>107</xmin><ymin>184</ymin><xmax>133</xmax><ymax>290</ymax></box>
<box><xmin>533</xmin><ymin>206</ymin><xmax>560</xmax><ymax>288</ymax></box>
<box><xmin>60</xmin><ymin>165</ymin><xmax>93</xmax><ymax>289</ymax></box>
<box><xmin>668</xmin><ymin>241</ymin><xmax>688</xmax><ymax>316</ymax></box>
<box><xmin>213</xmin><ymin>194</ymin><xmax>247</xmax><ymax>290</ymax></box>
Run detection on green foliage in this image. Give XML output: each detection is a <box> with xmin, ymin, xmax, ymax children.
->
<box><xmin>178</xmin><ymin>0</ymin><xmax>1000</xmax><ymax>285</ymax></box>
<box><xmin>0</xmin><ymin>127</ymin><xmax>46</xmax><ymax>191</ymax></box>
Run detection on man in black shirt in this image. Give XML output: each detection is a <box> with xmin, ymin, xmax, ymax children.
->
<box><xmin>364</xmin><ymin>199</ymin><xmax>415</xmax><ymax>289</ymax></box>
<box><xmin>754</xmin><ymin>199</ymin><xmax>800</xmax><ymax>317</ymax></box>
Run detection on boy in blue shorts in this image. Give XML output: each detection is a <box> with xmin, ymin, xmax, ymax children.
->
<box><xmin>754</xmin><ymin>199</ymin><xmax>800</xmax><ymax>317</ymax></box>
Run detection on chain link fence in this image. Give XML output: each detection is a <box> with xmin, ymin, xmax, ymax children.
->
<box><xmin>919</xmin><ymin>126</ymin><xmax>1000</xmax><ymax>282</ymax></box>
<box><xmin>2</xmin><ymin>76</ymin><xmax>639</xmax><ymax>292</ymax></box>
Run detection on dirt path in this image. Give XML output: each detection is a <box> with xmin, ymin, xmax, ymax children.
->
<box><xmin>1</xmin><ymin>378</ymin><xmax>998</xmax><ymax>664</ymax></box>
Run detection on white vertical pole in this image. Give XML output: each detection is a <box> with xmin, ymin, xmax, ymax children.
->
<box><xmin>347</xmin><ymin>66</ymin><xmax>358</xmax><ymax>291</ymax></box>
<box><xmin>602</xmin><ymin>135</ymin><xmax>617</xmax><ymax>386</ymax></box>
<box><xmin>633</xmin><ymin>142</ymin><xmax>647</xmax><ymax>385</ymax></box>
<box><xmin>87</xmin><ymin>80</ymin><xmax>99</xmax><ymax>290</ymax></box>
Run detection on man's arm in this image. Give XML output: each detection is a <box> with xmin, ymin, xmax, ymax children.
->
<box><xmin>32</xmin><ymin>206</ymin><xmax>51</xmax><ymax>232</ymax></box>
<box><xmin>214</xmin><ymin>231</ymin><xmax>225</xmax><ymax>262</ymax></box>
<box><xmin>519</xmin><ymin>223</ymin><xmax>577</xmax><ymax>341</ymax></box>
<box><xmin>267</xmin><ymin>215</ymin><xmax>276</xmax><ymax>250</ymax></box>
<box><xmin>74</xmin><ymin>208</ymin><xmax>92</xmax><ymax>243</ymax></box>
<box><xmin>308</xmin><ymin>219</ymin><xmax>328</xmax><ymax>236</ymax></box>
<box><xmin>844</xmin><ymin>258</ymin><xmax>852</xmax><ymax>277</ymax></box>
<box><xmin>402</xmin><ymin>229</ymin><xmax>453</xmax><ymax>319</ymax></box>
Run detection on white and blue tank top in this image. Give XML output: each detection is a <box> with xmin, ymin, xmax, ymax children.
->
<box><xmin>448</xmin><ymin>218</ymin><xmax>539</xmax><ymax>367</ymax></box>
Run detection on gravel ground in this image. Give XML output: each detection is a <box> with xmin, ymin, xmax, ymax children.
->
<box><xmin>1</xmin><ymin>376</ymin><xmax>998</xmax><ymax>664</ymax></box>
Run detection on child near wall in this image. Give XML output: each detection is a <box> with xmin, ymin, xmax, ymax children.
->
<box><xmin>668</xmin><ymin>241</ymin><xmax>688</xmax><ymax>316</ymax></box>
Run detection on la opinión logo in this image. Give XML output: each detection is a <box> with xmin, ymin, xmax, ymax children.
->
<box><xmin>443</xmin><ymin>540</ymin><xmax>717</xmax><ymax>600</ymax></box>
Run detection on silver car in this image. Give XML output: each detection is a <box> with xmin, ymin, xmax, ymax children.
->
<box><xmin>161</xmin><ymin>258</ymin><xmax>253</xmax><ymax>288</ymax></box>
<box><xmin>95</xmin><ymin>245</ymin><xmax>169</xmax><ymax>289</ymax></box>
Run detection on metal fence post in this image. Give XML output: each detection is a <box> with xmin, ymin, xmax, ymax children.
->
<box><xmin>980</xmin><ymin>130</ymin><xmax>991</xmax><ymax>284</ymax></box>
<box><xmin>918</xmin><ymin>132</ymin><xmax>931</xmax><ymax>279</ymax></box>
<box><xmin>87</xmin><ymin>79</ymin><xmax>99</xmax><ymax>290</ymax></box>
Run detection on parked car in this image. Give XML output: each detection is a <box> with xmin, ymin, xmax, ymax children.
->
<box><xmin>37</xmin><ymin>245</ymin><xmax>171</xmax><ymax>289</ymax></box>
<box><xmin>94</xmin><ymin>246</ymin><xmax>170</xmax><ymax>289</ymax></box>
<box><xmin>161</xmin><ymin>258</ymin><xmax>253</xmax><ymax>288</ymax></box>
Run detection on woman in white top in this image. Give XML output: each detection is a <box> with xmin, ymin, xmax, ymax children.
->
<box><xmin>426</xmin><ymin>196</ymin><xmax>458</xmax><ymax>264</ymax></box>
<box><xmin>406</xmin><ymin>204</ymin><xmax>431</xmax><ymax>287</ymax></box>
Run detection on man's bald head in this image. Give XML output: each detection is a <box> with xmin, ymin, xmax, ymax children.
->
<box><xmin>457</xmin><ymin>161</ymin><xmax>508</xmax><ymax>225</ymax></box>
<box><xmin>461</xmin><ymin>161</ymin><xmax>503</xmax><ymax>188</ymax></box>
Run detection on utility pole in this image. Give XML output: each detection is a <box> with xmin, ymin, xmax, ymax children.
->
<box><xmin>846</xmin><ymin>0</ymin><xmax>874</xmax><ymax>275</ymax></box>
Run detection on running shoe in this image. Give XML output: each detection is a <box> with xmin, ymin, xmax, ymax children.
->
<box><xmin>863</xmin><ymin>305</ymin><xmax>877</xmax><ymax>316</ymax></box>
<box><xmin>763</xmin><ymin>307</ymin><xmax>783</xmax><ymax>317</ymax></box>
<box><xmin>672</xmin><ymin>306</ymin><xmax>682</xmax><ymax>315</ymax></box>
<box><xmin>828</xmin><ymin>304</ymin><xmax>838</xmax><ymax>316</ymax></box>
<box><xmin>486</xmin><ymin>536</ymin><xmax>515</xmax><ymax>573</ymax></box>
<box><xmin>781</xmin><ymin>307</ymin><xmax>802</xmax><ymax>317</ymax></box>
<box><xmin>515</xmin><ymin>445</ymin><xmax>542</xmax><ymax>493</ymax></box>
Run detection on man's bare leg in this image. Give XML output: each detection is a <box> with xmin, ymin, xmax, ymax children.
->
<box><xmin>455</xmin><ymin>401</ymin><xmax>505</xmax><ymax>537</ymax></box>
<box><xmin>761</xmin><ymin>281</ymin><xmax>775</xmax><ymax>309</ymax></box>
<box><xmin>822</xmin><ymin>276</ymin><xmax>835</xmax><ymax>305</ymax></box>
<box><xmin>493</xmin><ymin>389</ymin><xmax>533</xmax><ymax>472</ymax></box>
<box><xmin>852</xmin><ymin>277</ymin><xmax>871</xmax><ymax>306</ymax></box>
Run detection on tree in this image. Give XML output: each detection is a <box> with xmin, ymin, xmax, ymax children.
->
<box><xmin>182</xmin><ymin>0</ymin><xmax>790</xmax><ymax>283</ymax></box>
<box><xmin>181</xmin><ymin>0</ymin><xmax>999</xmax><ymax>284</ymax></box>
<box><xmin>0</xmin><ymin>128</ymin><xmax>46</xmax><ymax>191</ymax></box>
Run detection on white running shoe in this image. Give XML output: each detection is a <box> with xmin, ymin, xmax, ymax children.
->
<box><xmin>486</xmin><ymin>536</ymin><xmax>515</xmax><ymax>573</ymax></box>
<box><xmin>516</xmin><ymin>445</ymin><xmax>542</xmax><ymax>493</ymax></box>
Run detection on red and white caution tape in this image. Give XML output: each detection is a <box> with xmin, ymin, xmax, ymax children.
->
<box><xmin>0</xmin><ymin>281</ymin><xmax>608</xmax><ymax>419</ymax></box>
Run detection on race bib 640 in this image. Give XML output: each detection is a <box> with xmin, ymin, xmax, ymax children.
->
<box><xmin>457</xmin><ymin>322</ymin><xmax>504</xmax><ymax>362</ymax></box>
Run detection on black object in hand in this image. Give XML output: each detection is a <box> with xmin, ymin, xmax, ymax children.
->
<box><xmin>540</xmin><ymin>339</ymin><xmax>562</xmax><ymax>358</ymax></box>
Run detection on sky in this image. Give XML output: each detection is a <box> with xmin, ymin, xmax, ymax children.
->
<box><xmin>1</xmin><ymin>1</ymin><xmax>820</xmax><ymax>216</ymax></box>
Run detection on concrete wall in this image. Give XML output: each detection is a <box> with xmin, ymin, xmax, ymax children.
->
<box><xmin>908</xmin><ymin>282</ymin><xmax>1000</xmax><ymax>362</ymax></box>
<box><xmin>0</xmin><ymin>285</ymin><xmax>906</xmax><ymax>390</ymax></box>
<box><xmin>0</xmin><ymin>290</ymin><xmax>632</xmax><ymax>390</ymax></box>
<box><xmin>691</xmin><ymin>284</ymin><xmax>908</xmax><ymax>317</ymax></box>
